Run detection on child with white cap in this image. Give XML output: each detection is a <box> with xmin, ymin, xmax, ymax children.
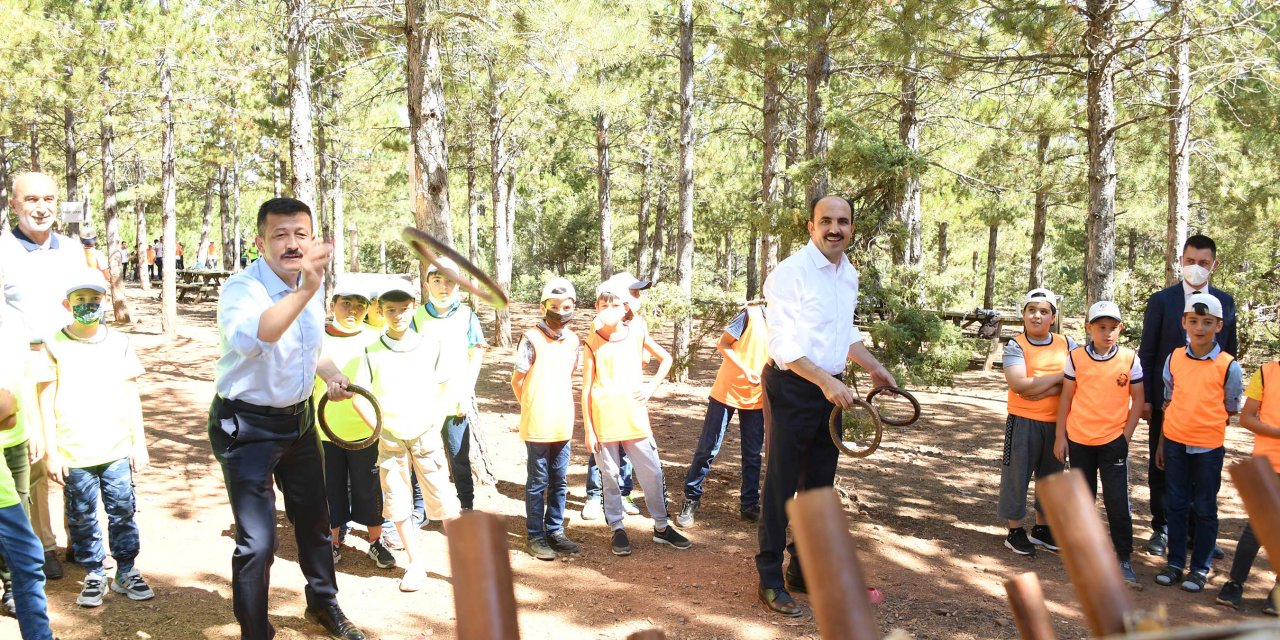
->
<box><xmin>1054</xmin><ymin>300</ymin><xmax>1144</xmax><ymax>586</ymax></box>
<box><xmin>38</xmin><ymin>270</ymin><xmax>153</xmax><ymax>608</ymax></box>
<box><xmin>1154</xmin><ymin>291</ymin><xmax>1244</xmax><ymax>593</ymax></box>
<box><xmin>998</xmin><ymin>287</ymin><xmax>1076</xmax><ymax>556</ymax></box>
<box><xmin>511</xmin><ymin>276</ymin><xmax>582</xmax><ymax>560</ymax></box>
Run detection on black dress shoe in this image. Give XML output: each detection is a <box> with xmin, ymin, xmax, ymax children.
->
<box><xmin>758</xmin><ymin>586</ymin><xmax>803</xmax><ymax>617</ymax></box>
<box><xmin>785</xmin><ymin>566</ymin><xmax>807</xmax><ymax>594</ymax></box>
<box><xmin>305</xmin><ymin>604</ymin><xmax>366</xmax><ymax>640</ymax></box>
<box><xmin>43</xmin><ymin>550</ymin><xmax>63</xmax><ymax>580</ymax></box>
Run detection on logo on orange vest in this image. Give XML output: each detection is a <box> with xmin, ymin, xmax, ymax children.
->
<box><xmin>1116</xmin><ymin>373</ymin><xmax>1129</xmax><ymax>387</ymax></box>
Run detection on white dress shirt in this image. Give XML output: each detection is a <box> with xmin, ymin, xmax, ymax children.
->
<box><xmin>0</xmin><ymin>229</ymin><xmax>83</xmax><ymax>343</ymax></box>
<box><xmin>764</xmin><ymin>240</ymin><xmax>862</xmax><ymax>376</ymax></box>
<box><xmin>215</xmin><ymin>258</ymin><xmax>325</xmax><ymax>407</ymax></box>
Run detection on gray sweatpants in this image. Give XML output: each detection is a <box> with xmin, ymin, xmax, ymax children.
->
<box><xmin>997</xmin><ymin>414</ymin><xmax>1064</xmax><ymax>522</ymax></box>
<box><xmin>597</xmin><ymin>437</ymin><xmax>669</xmax><ymax>530</ymax></box>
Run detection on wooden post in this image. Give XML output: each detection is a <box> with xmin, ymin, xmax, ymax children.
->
<box><xmin>787</xmin><ymin>487</ymin><xmax>880</xmax><ymax>640</ymax></box>
<box><xmin>983</xmin><ymin>311</ymin><xmax>1003</xmax><ymax>372</ymax></box>
<box><xmin>1003</xmin><ymin>572</ymin><xmax>1057</xmax><ymax>640</ymax></box>
<box><xmin>1038</xmin><ymin>470</ymin><xmax>1133</xmax><ymax>637</ymax></box>
<box><xmin>1229</xmin><ymin>457</ymin><xmax>1280</xmax><ymax>581</ymax></box>
<box><xmin>447</xmin><ymin>511</ymin><xmax>520</xmax><ymax>640</ymax></box>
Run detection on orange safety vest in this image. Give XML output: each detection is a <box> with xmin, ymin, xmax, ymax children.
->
<box><xmin>709</xmin><ymin>305</ymin><xmax>769</xmax><ymax>410</ymax></box>
<box><xmin>1066</xmin><ymin>346</ymin><xmax>1137</xmax><ymax>446</ymax></box>
<box><xmin>1251</xmin><ymin>362</ymin><xmax>1280</xmax><ymax>471</ymax></box>
<box><xmin>1007</xmin><ymin>333</ymin><xmax>1070</xmax><ymax>422</ymax></box>
<box><xmin>84</xmin><ymin>248</ymin><xmax>100</xmax><ymax>270</ymax></box>
<box><xmin>1164</xmin><ymin>348</ymin><xmax>1235</xmax><ymax>449</ymax></box>
<box><xmin>518</xmin><ymin>327</ymin><xmax>579</xmax><ymax>443</ymax></box>
<box><xmin>584</xmin><ymin>323</ymin><xmax>651</xmax><ymax>444</ymax></box>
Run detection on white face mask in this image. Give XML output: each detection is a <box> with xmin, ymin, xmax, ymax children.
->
<box><xmin>1183</xmin><ymin>264</ymin><xmax>1212</xmax><ymax>288</ymax></box>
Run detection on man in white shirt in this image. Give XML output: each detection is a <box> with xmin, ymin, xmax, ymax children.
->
<box><xmin>755</xmin><ymin>195</ymin><xmax>896</xmax><ymax>617</ymax></box>
<box><xmin>209</xmin><ymin>197</ymin><xmax>364</xmax><ymax>640</ymax></box>
<box><xmin>0</xmin><ymin>172</ymin><xmax>82</xmax><ymax>584</ymax></box>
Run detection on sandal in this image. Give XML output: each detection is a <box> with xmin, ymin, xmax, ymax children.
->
<box><xmin>1155</xmin><ymin>565</ymin><xmax>1183</xmax><ymax>587</ymax></box>
<box><xmin>1181</xmin><ymin>570</ymin><xmax>1210</xmax><ymax>593</ymax></box>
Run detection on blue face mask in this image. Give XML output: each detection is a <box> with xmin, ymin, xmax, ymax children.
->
<box><xmin>72</xmin><ymin>302</ymin><xmax>105</xmax><ymax>325</ymax></box>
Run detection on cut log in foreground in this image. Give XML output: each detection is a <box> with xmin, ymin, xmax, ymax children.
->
<box><xmin>1003</xmin><ymin>572</ymin><xmax>1056</xmax><ymax>640</ymax></box>
<box><xmin>788</xmin><ymin>487</ymin><xmax>881</xmax><ymax>640</ymax></box>
<box><xmin>448</xmin><ymin>511</ymin><xmax>521</xmax><ymax>639</ymax></box>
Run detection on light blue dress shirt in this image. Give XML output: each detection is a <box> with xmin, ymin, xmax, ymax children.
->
<box><xmin>215</xmin><ymin>258</ymin><xmax>325</xmax><ymax>407</ymax></box>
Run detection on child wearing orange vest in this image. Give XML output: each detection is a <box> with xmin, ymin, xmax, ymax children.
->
<box><xmin>998</xmin><ymin>288</ymin><xmax>1076</xmax><ymax>556</ymax></box>
<box><xmin>584</xmin><ymin>283</ymin><xmax>690</xmax><ymax>555</ymax></box>
<box><xmin>677</xmin><ymin>302</ymin><xmax>769</xmax><ymax>527</ymax></box>
<box><xmin>512</xmin><ymin>277</ymin><xmax>582</xmax><ymax>561</ymax></box>
<box><xmin>1154</xmin><ymin>291</ymin><xmax>1243</xmax><ymax>592</ymax></box>
<box><xmin>1215</xmin><ymin>357</ymin><xmax>1280</xmax><ymax>613</ymax></box>
<box><xmin>1054</xmin><ymin>301</ymin><xmax>1144</xmax><ymax>586</ymax></box>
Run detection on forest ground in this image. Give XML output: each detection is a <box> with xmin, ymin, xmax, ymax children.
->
<box><xmin>0</xmin><ymin>283</ymin><xmax>1272</xmax><ymax>640</ymax></box>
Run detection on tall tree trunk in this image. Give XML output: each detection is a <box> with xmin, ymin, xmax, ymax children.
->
<box><xmin>159</xmin><ymin>41</ymin><xmax>178</xmax><ymax>337</ymax></box>
<box><xmin>779</xmin><ymin>109</ymin><xmax>798</xmax><ymax>258</ymax></box>
<box><xmin>803</xmin><ymin>5</ymin><xmax>831</xmax><ymax>204</ymax></box>
<box><xmin>1166</xmin><ymin>0</ymin><xmax>1192</xmax><ymax>286</ymax></box>
<box><xmin>200</xmin><ymin>176</ymin><xmax>215</xmax><ymax>264</ymax></box>
<box><xmin>970</xmin><ymin>250</ymin><xmax>978</xmax><ymax>306</ymax></box>
<box><xmin>760</xmin><ymin>33</ymin><xmax>782</xmax><ymax>287</ymax></box>
<box><xmin>895</xmin><ymin>59</ymin><xmax>922</xmax><ymax>268</ymax></box>
<box><xmin>219</xmin><ymin>166</ymin><xmax>232</xmax><ymax>271</ymax></box>
<box><xmin>648</xmin><ymin>191</ymin><xmax>668</xmax><ymax>283</ymax></box>
<box><xmin>984</xmin><ymin>223</ymin><xmax>998</xmax><ymax>310</ymax></box>
<box><xmin>672</xmin><ymin>0</ymin><xmax>696</xmax><ymax>382</ymax></box>
<box><xmin>596</xmin><ymin>109</ymin><xmax>614</xmax><ymax>280</ymax></box>
<box><xmin>227</xmin><ymin>88</ymin><xmax>242</xmax><ymax>270</ymax></box>
<box><xmin>488</xmin><ymin>62</ymin><xmax>512</xmax><ymax>346</ymax></box>
<box><xmin>406</xmin><ymin>0</ymin><xmax>452</xmax><ymax>249</ymax></box>
<box><xmin>348</xmin><ymin>224</ymin><xmax>359</xmax><ymax>272</ymax></box>
<box><xmin>1084</xmin><ymin>0</ymin><xmax>1119</xmax><ymax>306</ymax></box>
<box><xmin>937</xmin><ymin>221</ymin><xmax>949</xmax><ymax>271</ymax></box>
<box><xmin>100</xmin><ymin>115</ymin><xmax>130</xmax><ymax>323</ymax></box>
<box><xmin>28</xmin><ymin>121</ymin><xmax>39</xmax><ymax>172</ymax></box>
<box><xmin>286</xmin><ymin>0</ymin><xmax>317</xmax><ymax>212</ymax></box>
<box><xmin>331</xmin><ymin>146</ymin><xmax>345</xmax><ymax>276</ymax></box>
<box><xmin>466</xmin><ymin>128</ymin><xmax>480</xmax><ymax>269</ymax></box>
<box><xmin>134</xmin><ymin>159</ymin><xmax>149</xmax><ymax>292</ymax></box>
<box><xmin>747</xmin><ymin>227</ymin><xmax>759</xmax><ymax>300</ymax></box>
<box><xmin>0</xmin><ymin>137</ymin><xmax>10</xmax><ymax>230</ymax></box>
<box><xmin>1029</xmin><ymin>132</ymin><xmax>1051</xmax><ymax>290</ymax></box>
<box><xmin>1128</xmin><ymin>228</ymin><xmax>1138</xmax><ymax>271</ymax></box>
<box><xmin>271</xmin><ymin>80</ymin><xmax>283</xmax><ymax>199</ymax></box>
<box><xmin>64</xmin><ymin>70</ymin><xmax>82</xmax><ymax>239</ymax></box>
<box><xmin>636</xmin><ymin>142</ymin><xmax>652</xmax><ymax>276</ymax></box>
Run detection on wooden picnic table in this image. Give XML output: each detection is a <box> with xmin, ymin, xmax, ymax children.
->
<box><xmin>177</xmin><ymin>269</ymin><xmax>232</xmax><ymax>304</ymax></box>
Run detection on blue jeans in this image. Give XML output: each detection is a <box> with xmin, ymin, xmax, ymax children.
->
<box><xmin>441</xmin><ymin>415</ymin><xmax>474</xmax><ymax>510</ymax></box>
<box><xmin>586</xmin><ymin>453</ymin><xmax>632</xmax><ymax>498</ymax></box>
<box><xmin>1162</xmin><ymin>440</ymin><xmax>1224</xmax><ymax>575</ymax></box>
<box><xmin>0</xmin><ymin>502</ymin><xmax>51</xmax><ymax>639</ymax></box>
<box><xmin>525</xmin><ymin>441</ymin><xmax>570</xmax><ymax>540</ymax></box>
<box><xmin>64</xmin><ymin>458</ymin><xmax>139</xmax><ymax>575</ymax></box>
<box><xmin>683</xmin><ymin>398</ymin><xmax>764</xmax><ymax>509</ymax></box>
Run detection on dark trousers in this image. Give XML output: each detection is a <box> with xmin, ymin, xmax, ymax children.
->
<box><xmin>1148</xmin><ymin>409</ymin><xmax>1168</xmax><ymax>532</ymax></box>
<box><xmin>755</xmin><ymin>364</ymin><xmax>839</xmax><ymax>589</ymax></box>
<box><xmin>1068</xmin><ymin>435</ymin><xmax>1134</xmax><ymax>560</ymax></box>
<box><xmin>208</xmin><ymin>397</ymin><xmax>338</xmax><ymax>640</ymax></box>
<box><xmin>441</xmin><ymin>415</ymin><xmax>474</xmax><ymax>510</ymax></box>
<box><xmin>321</xmin><ymin>441</ymin><xmax>382</xmax><ymax>530</ymax></box>
<box><xmin>586</xmin><ymin>452</ymin><xmax>633</xmax><ymax>498</ymax></box>
<box><xmin>683</xmin><ymin>398</ymin><xmax>764</xmax><ymax>509</ymax></box>
<box><xmin>525</xmin><ymin>441</ymin><xmax>571</xmax><ymax>540</ymax></box>
<box><xmin>1163</xmin><ymin>440</ymin><xmax>1224</xmax><ymax>576</ymax></box>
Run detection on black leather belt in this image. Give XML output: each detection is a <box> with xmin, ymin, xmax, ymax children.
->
<box><xmin>220</xmin><ymin>396</ymin><xmax>310</xmax><ymax>416</ymax></box>
<box><xmin>766</xmin><ymin>360</ymin><xmax>843</xmax><ymax>381</ymax></box>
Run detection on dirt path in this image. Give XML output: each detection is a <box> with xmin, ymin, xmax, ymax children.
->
<box><xmin>1</xmin><ymin>284</ymin><xmax>1268</xmax><ymax>639</ymax></box>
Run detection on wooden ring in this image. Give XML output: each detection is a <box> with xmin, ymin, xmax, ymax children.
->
<box><xmin>865</xmin><ymin>386</ymin><xmax>922</xmax><ymax>427</ymax></box>
<box><xmin>317</xmin><ymin>384</ymin><xmax>382</xmax><ymax>451</ymax></box>
<box><xmin>401</xmin><ymin>226</ymin><xmax>509</xmax><ymax>310</ymax></box>
<box><xmin>828</xmin><ymin>397</ymin><xmax>883</xmax><ymax>458</ymax></box>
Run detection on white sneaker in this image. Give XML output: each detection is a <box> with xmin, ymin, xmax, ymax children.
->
<box><xmin>622</xmin><ymin>496</ymin><xmax>641</xmax><ymax>516</ymax></box>
<box><xmin>111</xmin><ymin>568</ymin><xmax>156</xmax><ymax>601</ymax></box>
<box><xmin>399</xmin><ymin>564</ymin><xmax>427</xmax><ymax>592</ymax></box>
<box><xmin>581</xmin><ymin>496</ymin><xmax>603</xmax><ymax>520</ymax></box>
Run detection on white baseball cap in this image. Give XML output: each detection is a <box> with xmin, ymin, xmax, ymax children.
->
<box><xmin>1087</xmin><ymin>300</ymin><xmax>1123</xmax><ymax>323</ymax></box>
<box><xmin>1022</xmin><ymin>287</ymin><xmax>1058</xmax><ymax>312</ymax></box>
<box><xmin>426</xmin><ymin>257</ymin><xmax>460</xmax><ymax>276</ymax></box>
<box><xmin>65</xmin><ymin>270</ymin><xmax>108</xmax><ymax>298</ymax></box>
<box><xmin>331</xmin><ymin>276</ymin><xmax>370</xmax><ymax>301</ymax></box>
<box><xmin>1185</xmin><ymin>291</ymin><xmax>1223</xmax><ymax>319</ymax></box>
<box><xmin>540</xmin><ymin>277</ymin><xmax>576</xmax><ymax>302</ymax></box>
<box><xmin>378</xmin><ymin>277</ymin><xmax>417</xmax><ymax>301</ymax></box>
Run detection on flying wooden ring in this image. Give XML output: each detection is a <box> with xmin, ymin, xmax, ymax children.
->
<box><xmin>401</xmin><ymin>226</ymin><xmax>509</xmax><ymax>310</ymax></box>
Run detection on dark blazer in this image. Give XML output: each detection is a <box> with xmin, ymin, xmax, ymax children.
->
<box><xmin>1137</xmin><ymin>283</ymin><xmax>1238</xmax><ymax>407</ymax></box>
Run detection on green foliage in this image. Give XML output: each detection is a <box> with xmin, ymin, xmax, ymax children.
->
<box><xmin>866</xmin><ymin>307</ymin><xmax>972</xmax><ymax>388</ymax></box>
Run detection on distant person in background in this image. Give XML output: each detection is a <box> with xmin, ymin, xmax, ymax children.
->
<box><xmin>175</xmin><ymin>242</ymin><xmax>184</xmax><ymax>271</ymax></box>
<box><xmin>146</xmin><ymin>243</ymin><xmax>156</xmax><ymax>281</ymax></box>
<box><xmin>1138</xmin><ymin>234</ymin><xmax>1237</xmax><ymax>558</ymax></box>
<box><xmin>81</xmin><ymin>237</ymin><xmax>109</xmax><ymax>284</ymax></box>
<box><xmin>207</xmin><ymin>241</ymin><xmax>218</xmax><ymax>270</ymax></box>
<box><xmin>195</xmin><ymin>241</ymin><xmax>209</xmax><ymax>271</ymax></box>
<box><xmin>152</xmin><ymin>240</ymin><xmax>163</xmax><ymax>281</ymax></box>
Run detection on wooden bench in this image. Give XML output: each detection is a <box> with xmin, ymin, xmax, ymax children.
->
<box><xmin>177</xmin><ymin>283</ymin><xmax>218</xmax><ymax>304</ymax></box>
